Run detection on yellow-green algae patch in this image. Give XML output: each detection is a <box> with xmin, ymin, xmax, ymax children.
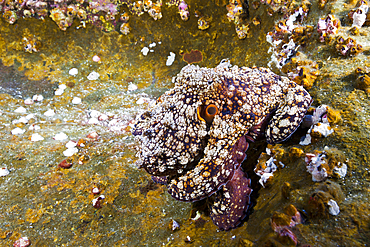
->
<box><xmin>0</xmin><ymin>0</ymin><xmax>369</xmax><ymax>246</ymax></box>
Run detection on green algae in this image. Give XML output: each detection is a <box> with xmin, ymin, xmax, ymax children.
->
<box><xmin>0</xmin><ymin>0</ymin><xmax>369</xmax><ymax>246</ymax></box>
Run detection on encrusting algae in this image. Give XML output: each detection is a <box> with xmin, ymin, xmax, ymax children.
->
<box><xmin>0</xmin><ymin>0</ymin><xmax>370</xmax><ymax>246</ymax></box>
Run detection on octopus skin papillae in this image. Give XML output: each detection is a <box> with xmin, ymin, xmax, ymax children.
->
<box><xmin>132</xmin><ymin>61</ymin><xmax>312</xmax><ymax>230</ymax></box>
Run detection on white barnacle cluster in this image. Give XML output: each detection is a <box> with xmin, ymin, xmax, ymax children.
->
<box><xmin>317</xmin><ymin>15</ymin><xmax>340</xmax><ymax>42</ymax></box>
<box><xmin>267</xmin><ymin>7</ymin><xmax>309</xmax><ymax>68</ymax></box>
<box><xmin>0</xmin><ymin>167</ymin><xmax>10</xmax><ymax>177</ymax></box>
<box><xmin>300</xmin><ymin>105</ymin><xmax>333</xmax><ymax>146</ymax></box>
<box><xmin>305</xmin><ymin>148</ymin><xmax>347</xmax><ymax>182</ymax></box>
<box><xmin>215</xmin><ymin>59</ymin><xmax>232</xmax><ymax>71</ymax></box>
<box><xmin>254</xmin><ymin>153</ymin><xmax>279</xmax><ymax>187</ymax></box>
<box><xmin>305</xmin><ymin>152</ymin><xmax>328</xmax><ymax>182</ymax></box>
<box><xmin>332</xmin><ymin>162</ymin><xmax>347</xmax><ymax>179</ymax></box>
<box><xmin>352</xmin><ymin>2</ymin><xmax>369</xmax><ymax>28</ymax></box>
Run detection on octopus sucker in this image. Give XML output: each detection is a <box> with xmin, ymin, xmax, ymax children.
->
<box><xmin>132</xmin><ymin>60</ymin><xmax>312</xmax><ymax>230</ymax></box>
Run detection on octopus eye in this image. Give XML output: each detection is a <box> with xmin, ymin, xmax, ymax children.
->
<box><xmin>206</xmin><ymin>104</ymin><xmax>217</xmax><ymax>117</ymax></box>
<box><xmin>197</xmin><ymin>104</ymin><xmax>218</xmax><ymax>124</ymax></box>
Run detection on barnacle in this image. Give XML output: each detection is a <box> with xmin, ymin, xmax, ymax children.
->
<box><xmin>143</xmin><ymin>0</ymin><xmax>153</xmax><ymax>11</ymax></box>
<box><xmin>22</xmin><ymin>35</ymin><xmax>42</xmax><ymax>53</ymax></box>
<box><xmin>3</xmin><ymin>10</ymin><xmax>17</xmax><ymax>24</ymax></box>
<box><xmin>120</xmin><ymin>22</ymin><xmax>130</xmax><ymax>35</ymax></box>
<box><xmin>235</xmin><ymin>23</ymin><xmax>250</xmax><ymax>39</ymax></box>
<box><xmin>120</xmin><ymin>12</ymin><xmax>129</xmax><ymax>22</ymax></box>
<box><xmin>282</xmin><ymin>53</ymin><xmax>320</xmax><ymax>89</ymax></box>
<box><xmin>66</xmin><ymin>5</ymin><xmax>77</xmax><ymax>17</ymax></box>
<box><xmin>77</xmin><ymin>8</ymin><xmax>87</xmax><ymax>20</ymax></box>
<box><xmin>198</xmin><ymin>16</ymin><xmax>210</xmax><ymax>30</ymax></box>
<box><xmin>317</xmin><ymin>14</ymin><xmax>340</xmax><ymax>43</ymax></box>
<box><xmin>355</xmin><ymin>66</ymin><xmax>370</xmax><ymax>92</ymax></box>
<box><xmin>50</xmin><ymin>8</ymin><xmax>70</xmax><ymax>31</ymax></box>
<box><xmin>348</xmin><ymin>0</ymin><xmax>370</xmax><ymax>28</ymax></box>
<box><xmin>147</xmin><ymin>3</ymin><xmax>162</xmax><ymax>20</ymax></box>
<box><xmin>129</xmin><ymin>1</ymin><xmax>144</xmax><ymax>16</ymax></box>
<box><xmin>335</xmin><ymin>37</ymin><xmax>362</xmax><ymax>56</ymax></box>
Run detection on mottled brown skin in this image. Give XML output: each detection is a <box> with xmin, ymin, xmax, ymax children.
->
<box><xmin>210</xmin><ymin>158</ymin><xmax>252</xmax><ymax>230</ymax></box>
<box><xmin>132</xmin><ymin>61</ymin><xmax>312</xmax><ymax>230</ymax></box>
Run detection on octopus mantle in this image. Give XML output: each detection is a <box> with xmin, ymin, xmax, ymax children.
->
<box><xmin>132</xmin><ymin>61</ymin><xmax>312</xmax><ymax>230</ymax></box>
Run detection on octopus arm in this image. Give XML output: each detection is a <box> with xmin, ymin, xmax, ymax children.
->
<box><xmin>151</xmin><ymin>175</ymin><xmax>168</xmax><ymax>185</ymax></box>
<box><xmin>209</xmin><ymin>166</ymin><xmax>252</xmax><ymax>231</ymax></box>
<box><xmin>265</xmin><ymin>83</ymin><xmax>312</xmax><ymax>144</ymax></box>
<box><xmin>167</xmin><ymin>136</ymin><xmax>248</xmax><ymax>202</ymax></box>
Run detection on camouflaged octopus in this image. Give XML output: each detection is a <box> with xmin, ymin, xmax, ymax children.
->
<box><xmin>132</xmin><ymin>60</ymin><xmax>312</xmax><ymax>230</ymax></box>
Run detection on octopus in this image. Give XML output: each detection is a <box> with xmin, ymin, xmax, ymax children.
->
<box><xmin>132</xmin><ymin>60</ymin><xmax>312</xmax><ymax>230</ymax></box>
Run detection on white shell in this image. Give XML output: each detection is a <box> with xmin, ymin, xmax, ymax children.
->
<box><xmin>31</xmin><ymin>133</ymin><xmax>44</xmax><ymax>142</ymax></box>
<box><xmin>87</xmin><ymin>71</ymin><xmax>100</xmax><ymax>80</ymax></box>
<box><xmin>14</xmin><ymin>106</ymin><xmax>27</xmax><ymax>113</ymax></box>
<box><xmin>11</xmin><ymin>128</ymin><xmax>25</xmax><ymax>135</ymax></box>
<box><xmin>54</xmin><ymin>132</ymin><xmax>68</xmax><ymax>141</ymax></box>
<box><xmin>0</xmin><ymin>167</ymin><xmax>10</xmax><ymax>177</ymax></box>
<box><xmin>69</xmin><ymin>68</ymin><xmax>78</xmax><ymax>76</ymax></box>
<box><xmin>44</xmin><ymin>109</ymin><xmax>55</xmax><ymax>117</ymax></box>
<box><xmin>328</xmin><ymin>199</ymin><xmax>340</xmax><ymax>215</ymax></box>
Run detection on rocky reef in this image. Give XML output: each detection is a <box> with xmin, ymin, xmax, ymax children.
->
<box><xmin>0</xmin><ymin>0</ymin><xmax>369</xmax><ymax>246</ymax></box>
